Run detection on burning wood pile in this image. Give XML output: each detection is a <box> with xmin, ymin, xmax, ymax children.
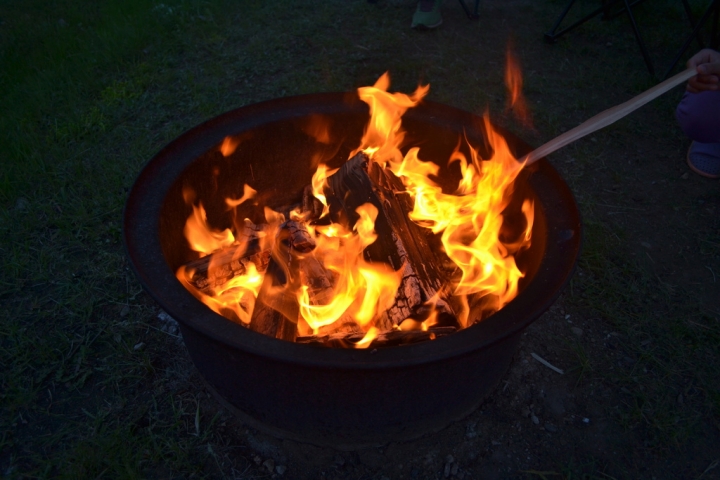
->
<box><xmin>175</xmin><ymin>73</ymin><xmax>534</xmax><ymax>349</ymax></box>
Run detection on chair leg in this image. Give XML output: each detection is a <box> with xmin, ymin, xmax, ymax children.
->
<box><xmin>457</xmin><ymin>0</ymin><xmax>479</xmax><ymax>19</ymax></box>
<box><xmin>544</xmin><ymin>0</ymin><xmax>580</xmax><ymax>43</ymax></box>
<box><xmin>663</xmin><ymin>0</ymin><xmax>719</xmax><ymax>78</ymax></box>
<box><xmin>602</xmin><ymin>0</ymin><xmax>648</xmax><ymax>20</ymax></box>
<box><xmin>621</xmin><ymin>0</ymin><xmax>654</xmax><ymax>75</ymax></box>
<box><xmin>544</xmin><ymin>0</ymin><xmax>634</xmax><ymax>43</ymax></box>
<box><xmin>681</xmin><ymin>0</ymin><xmax>706</xmax><ymax>49</ymax></box>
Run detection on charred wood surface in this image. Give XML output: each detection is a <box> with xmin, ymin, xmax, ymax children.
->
<box><xmin>323</xmin><ymin>152</ymin><xmax>456</xmax><ymax>326</ymax></box>
<box><xmin>302</xmin><ymin>184</ymin><xmax>324</xmax><ymax>221</ymax></box>
<box><xmin>182</xmin><ymin>244</ymin><xmax>270</xmax><ymax>294</ymax></box>
<box><xmin>249</xmin><ymin>255</ymin><xmax>298</xmax><ymax>342</ymax></box>
<box><xmin>248</xmin><ymin>219</ymin><xmax>322</xmax><ymax>341</ymax></box>
<box><xmin>366</xmin><ymin>161</ymin><xmax>452</xmax><ymax>294</ymax></box>
<box><xmin>295</xmin><ymin>326</ymin><xmax>457</xmax><ymax>348</ymax></box>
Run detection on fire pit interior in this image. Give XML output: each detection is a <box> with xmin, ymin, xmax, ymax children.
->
<box><xmin>124</xmin><ymin>83</ymin><xmax>581</xmax><ymax>448</ymax></box>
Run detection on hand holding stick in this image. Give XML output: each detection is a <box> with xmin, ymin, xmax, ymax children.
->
<box><xmin>522</xmin><ymin>68</ymin><xmax>697</xmax><ymax>166</ymax></box>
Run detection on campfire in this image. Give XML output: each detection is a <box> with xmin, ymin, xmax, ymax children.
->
<box><xmin>123</xmin><ymin>47</ymin><xmax>688</xmax><ymax>447</ymax></box>
<box><xmin>123</xmin><ymin>79</ymin><xmax>582</xmax><ymax>448</ymax></box>
<box><xmin>174</xmin><ymin>73</ymin><xmax>534</xmax><ymax>349</ymax></box>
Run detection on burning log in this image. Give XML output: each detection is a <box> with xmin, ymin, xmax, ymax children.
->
<box><xmin>249</xmin><ymin>258</ymin><xmax>298</xmax><ymax>342</ymax></box>
<box><xmin>302</xmin><ymin>184</ymin><xmax>325</xmax><ymax>221</ymax></box>
<box><xmin>179</xmin><ymin>155</ymin><xmax>460</xmax><ymax>342</ymax></box>
<box><xmin>295</xmin><ymin>326</ymin><xmax>457</xmax><ymax>348</ymax></box>
<box><xmin>280</xmin><ymin>219</ymin><xmax>364</xmax><ymax>338</ymax></box>
<box><xmin>248</xmin><ymin>220</ymin><xmax>320</xmax><ymax>341</ymax></box>
<box><xmin>180</xmin><ymin>223</ymin><xmax>270</xmax><ymax>294</ymax></box>
<box><xmin>182</xmin><ymin>246</ymin><xmax>269</xmax><ymax>293</ymax></box>
<box><xmin>323</xmin><ymin>152</ymin><xmax>456</xmax><ymax>328</ymax></box>
<box><xmin>295</xmin><ymin>254</ymin><xmax>364</xmax><ymax>338</ymax></box>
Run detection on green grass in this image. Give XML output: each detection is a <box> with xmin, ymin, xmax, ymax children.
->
<box><xmin>575</xmin><ymin>216</ymin><xmax>720</xmax><ymax>447</ymax></box>
<box><xmin>1</xmin><ymin>0</ymin><xmax>718</xmax><ymax>477</ymax></box>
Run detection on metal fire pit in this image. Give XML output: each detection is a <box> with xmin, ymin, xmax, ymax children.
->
<box><xmin>123</xmin><ymin>92</ymin><xmax>581</xmax><ymax>448</ymax></box>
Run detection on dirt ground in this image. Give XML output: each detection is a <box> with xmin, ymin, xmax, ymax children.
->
<box><xmin>149</xmin><ymin>1</ymin><xmax>720</xmax><ymax>479</ymax></box>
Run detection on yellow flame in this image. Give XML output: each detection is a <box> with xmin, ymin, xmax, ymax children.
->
<box><xmin>298</xmin><ymin>203</ymin><xmax>402</xmax><ymax>331</ymax></box>
<box><xmin>177</xmin><ymin>262</ymin><xmax>263</xmax><ymax>324</ymax></box>
<box><xmin>353</xmin><ymin>72</ymin><xmax>429</xmax><ymax>168</ymax></box>
<box><xmin>178</xmin><ymin>69</ymin><xmax>533</xmax><ymax>340</ymax></box>
<box><xmin>184</xmin><ymin>203</ymin><xmax>234</xmax><ymax>256</ymax></box>
<box><xmin>357</xmin><ymin>76</ymin><xmax>534</xmax><ymax>327</ymax></box>
<box><xmin>310</xmin><ymin>163</ymin><xmax>338</xmax><ymax>215</ymax></box>
<box><xmin>354</xmin><ymin>327</ymin><xmax>379</xmax><ymax>349</ymax></box>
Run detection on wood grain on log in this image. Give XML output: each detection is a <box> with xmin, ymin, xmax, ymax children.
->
<box><xmin>323</xmin><ymin>152</ymin><xmax>457</xmax><ymax>328</ymax></box>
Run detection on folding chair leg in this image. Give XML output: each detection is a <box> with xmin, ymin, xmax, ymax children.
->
<box><xmin>663</xmin><ymin>0</ymin><xmax>720</xmax><ymax>78</ymax></box>
<box><xmin>545</xmin><ymin>0</ymin><xmax>654</xmax><ymax>74</ymax></box>
<box><xmin>544</xmin><ymin>0</ymin><xmax>581</xmax><ymax>43</ymax></box>
<box><xmin>622</xmin><ymin>0</ymin><xmax>654</xmax><ymax>75</ymax></box>
<box><xmin>681</xmin><ymin>0</ymin><xmax>706</xmax><ymax>49</ymax></box>
<box><xmin>457</xmin><ymin>0</ymin><xmax>480</xmax><ymax>19</ymax></box>
<box><xmin>543</xmin><ymin>0</ymin><xmax>646</xmax><ymax>43</ymax></box>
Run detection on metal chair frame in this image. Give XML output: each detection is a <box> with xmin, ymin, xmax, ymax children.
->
<box><xmin>663</xmin><ymin>0</ymin><xmax>719</xmax><ymax>78</ymax></box>
<box><xmin>545</xmin><ymin>0</ymin><xmax>720</xmax><ymax>78</ymax></box>
<box><xmin>457</xmin><ymin>0</ymin><xmax>481</xmax><ymax>19</ymax></box>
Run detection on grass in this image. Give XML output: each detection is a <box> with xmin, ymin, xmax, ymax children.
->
<box><xmin>1</xmin><ymin>0</ymin><xmax>719</xmax><ymax>478</ymax></box>
<box><xmin>576</xmin><ymin>216</ymin><xmax>720</xmax><ymax>447</ymax></box>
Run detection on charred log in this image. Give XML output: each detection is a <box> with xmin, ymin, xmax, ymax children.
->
<box><xmin>249</xmin><ymin>257</ymin><xmax>298</xmax><ymax>342</ymax></box>
<box><xmin>322</xmin><ymin>152</ymin><xmax>456</xmax><ymax>327</ymax></box>
<box><xmin>181</xmin><ymin>244</ymin><xmax>270</xmax><ymax>295</ymax></box>
<box><xmin>302</xmin><ymin>184</ymin><xmax>325</xmax><ymax>221</ymax></box>
<box><xmin>247</xmin><ymin>221</ymin><xmax>316</xmax><ymax>341</ymax></box>
<box><xmin>295</xmin><ymin>326</ymin><xmax>457</xmax><ymax>348</ymax></box>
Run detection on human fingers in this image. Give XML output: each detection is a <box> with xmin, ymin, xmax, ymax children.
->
<box><xmin>697</xmin><ymin>60</ymin><xmax>720</xmax><ymax>77</ymax></box>
<box><xmin>687</xmin><ymin>76</ymin><xmax>719</xmax><ymax>92</ymax></box>
<box><xmin>687</xmin><ymin>49</ymin><xmax>714</xmax><ymax>68</ymax></box>
<box><xmin>686</xmin><ymin>48</ymin><xmax>720</xmax><ymax>69</ymax></box>
<box><xmin>694</xmin><ymin>73</ymin><xmax>719</xmax><ymax>84</ymax></box>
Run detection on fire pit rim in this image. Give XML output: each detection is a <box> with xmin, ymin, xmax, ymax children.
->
<box><xmin>123</xmin><ymin>91</ymin><xmax>581</xmax><ymax>370</ymax></box>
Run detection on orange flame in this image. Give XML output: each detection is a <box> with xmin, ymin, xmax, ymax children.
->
<box><xmin>183</xmin><ymin>202</ymin><xmax>234</xmax><ymax>256</ymax></box>
<box><xmin>220</xmin><ymin>136</ymin><xmax>240</xmax><ymax>157</ymax></box>
<box><xmin>353</xmin><ymin>72</ymin><xmax>429</xmax><ymax>168</ymax></box>
<box><xmin>298</xmin><ymin>203</ymin><xmax>402</xmax><ymax>331</ymax></box>
<box><xmin>226</xmin><ymin>184</ymin><xmax>257</xmax><ymax>208</ymax></box>
<box><xmin>178</xmin><ymin>261</ymin><xmax>263</xmax><ymax>324</ymax></box>
<box><xmin>505</xmin><ymin>46</ymin><xmax>533</xmax><ymax>129</ymax></box>
<box><xmin>310</xmin><ymin>163</ymin><xmax>337</xmax><ymax>217</ymax></box>
<box><xmin>177</xmin><ymin>71</ymin><xmax>533</xmax><ymax>343</ymax></box>
<box><xmin>354</xmin><ymin>327</ymin><xmax>379</xmax><ymax>349</ymax></box>
<box><xmin>357</xmin><ymin>76</ymin><xmax>533</xmax><ymax>328</ymax></box>
<box><xmin>304</xmin><ymin>115</ymin><xmax>332</xmax><ymax>144</ymax></box>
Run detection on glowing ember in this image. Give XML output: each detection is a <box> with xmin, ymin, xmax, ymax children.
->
<box><xmin>176</xmin><ymin>69</ymin><xmax>534</xmax><ymax>347</ymax></box>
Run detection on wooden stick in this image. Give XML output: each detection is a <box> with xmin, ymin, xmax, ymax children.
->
<box><xmin>531</xmin><ymin>352</ymin><xmax>564</xmax><ymax>375</ymax></box>
<box><xmin>522</xmin><ymin>68</ymin><xmax>696</xmax><ymax>165</ymax></box>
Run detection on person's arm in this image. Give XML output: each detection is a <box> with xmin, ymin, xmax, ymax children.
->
<box><xmin>686</xmin><ymin>48</ymin><xmax>720</xmax><ymax>93</ymax></box>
